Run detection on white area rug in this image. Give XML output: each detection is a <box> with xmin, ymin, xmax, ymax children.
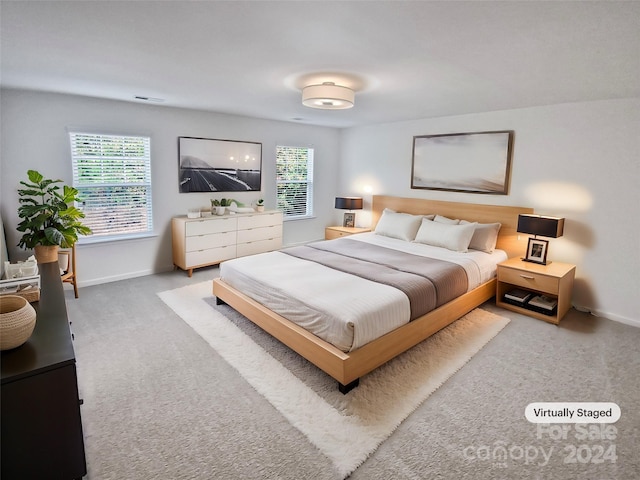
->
<box><xmin>158</xmin><ymin>281</ymin><xmax>510</xmax><ymax>478</ymax></box>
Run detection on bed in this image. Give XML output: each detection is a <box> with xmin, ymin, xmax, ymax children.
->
<box><xmin>213</xmin><ymin>195</ymin><xmax>533</xmax><ymax>392</ymax></box>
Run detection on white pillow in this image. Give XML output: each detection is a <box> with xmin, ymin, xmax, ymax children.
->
<box><xmin>460</xmin><ymin>220</ymin><xmax>502</xmax><ymax>253</ymax></box>
<box><xmin>433</xmin><ymin>214</ymin><xmax>460</xmax><ymax>225</ymax></box>
<box><xmin>414</xmin><ymin>219</ymin><xmax>477</xmax><ymax>252</ymax></box>
<box><xmin>374</xmin><ymin>208</ymin><xmax>423</xmax><ymax>241</ymax></box>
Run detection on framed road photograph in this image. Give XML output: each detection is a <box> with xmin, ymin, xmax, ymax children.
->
<box><xmin>525</xmin><ymin>238</ymin><xmax>549</xmax><ymax>264</ymax></box>
<box><xmin>178</xmin><ymin>136</ymin><xmax>262</xmax><ymax>193</ymax></box>
<box><xmin>411</xmin><ymin>130</ymin><xmax>514</xmax><ymax>194</ymax></box>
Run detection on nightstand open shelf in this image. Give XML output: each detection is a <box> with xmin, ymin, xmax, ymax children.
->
<box><xmin>496</xmin><ymin>258</ymin><xmax>576</xmax><ymax>324</ymax></box>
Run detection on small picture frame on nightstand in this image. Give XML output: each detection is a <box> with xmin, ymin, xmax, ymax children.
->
<box><xmin>524</xmin><ymin>238</ymin><xmax>549</xmax><ymax>264</ymax></box>
<box><xmin>343</xmin><ymin>212</ymin><xmax>355</xmax><ymax>228</ymax></box>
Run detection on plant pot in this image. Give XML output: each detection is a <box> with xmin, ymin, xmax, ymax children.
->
<box><xmin>256</xmin><ymin>205</ymin><xmax>265</xmax><ymax>212</ymax></box>
<box><xmin>215</xmin><ymin>206</ymin><xmax>226</xmax><ymax>216</ymax></box>
<box><xmin>58</xmin><ymin>251</ymin><xmax>70</xmax><ymax>273</ymax></box>
<box><xmin>0</xmin><ymin>295</ymin><xmax>37</xmax><ymax>350</ymax></box>
<box><xmin>34</xmin><ymin>245</ymin><xmax>59</xmax><ymax>264</ymax></box>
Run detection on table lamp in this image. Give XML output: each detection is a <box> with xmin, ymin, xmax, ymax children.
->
<box><xmin>517</xmin><ymin>214</ymin><xmax>565</xmax><ymax>265</ymax></box>
<box><xmin>335</xmin><ymin>197</ymin><xmax>363</xmax><ymax>228</ymax></box>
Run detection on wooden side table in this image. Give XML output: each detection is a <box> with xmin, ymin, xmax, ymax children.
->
<box><xmin>325</xmin><ymin>226</ymin><xmax>371</xmax><ymax>240</ymax></box>
<box><xmin>496</xmin><ymin>257</ymin><xmax>576</xmax><ymax>324</ymax></box>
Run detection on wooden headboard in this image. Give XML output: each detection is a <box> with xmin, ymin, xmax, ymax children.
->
<box><xmin>371</xmin><ymin>195</ymin><xmax>534</xmax><ymax>259</ymax></box>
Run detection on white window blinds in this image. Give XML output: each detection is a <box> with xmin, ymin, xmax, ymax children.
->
<box><xmin>276</xmin><ymin>146</ymin><xmax>314</xmax><ymax>219</ymax></box>
<box><xmin>69</xmin><ymin>132</ymin><xmax>153</xmax><ymax>240</ymax></box>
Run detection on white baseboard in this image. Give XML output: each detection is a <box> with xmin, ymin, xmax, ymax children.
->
<box><xmin>592</xmin><ymin>310</ymin><xmax>640</xmax><ymax>328</ymax></box>
<box><xmin>574</xmin><ymin>303</ymin><xmax>640</xmax><ymax>329</ymax></box>
<box><xmin>79</xmin><ymin>268</ymin><xmax>160</xmax><ymax>288</ymax></box>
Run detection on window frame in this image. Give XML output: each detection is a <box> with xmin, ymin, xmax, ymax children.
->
<box><xmin>68</xmin><ymin>131</ymin><xmax>154</xmax><ymax>243</ymax></box>
<box><xmin>276</xmin><ymin>145</ymin><xmax>314</xmax><ymax>220</ymax></box>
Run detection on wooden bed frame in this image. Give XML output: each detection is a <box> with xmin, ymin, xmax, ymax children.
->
<box><xmin>213</xmin><ymin>195</ymin><xmax>533</xmax><ymax>392</ymax></box>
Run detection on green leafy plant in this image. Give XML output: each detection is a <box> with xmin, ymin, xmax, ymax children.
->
<box><xmin>17</xmin><ymin>169</ymin><xmax>92</xmax><ymax>249</ymax></box>
<box><xmin>211</xmin><ymin>199</ymin><xmax>221</xmax><ymax>207</ymax></box>
<box><xmin>257</xmin><ymin>198</ymin><xmax>264</xmax><ymax>205</ymax></box>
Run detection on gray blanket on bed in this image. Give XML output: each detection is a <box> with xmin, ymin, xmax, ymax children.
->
<box><xmin>281</xmin><ymin>238</ymin><xmax>468</xmax><ymax>320</ymax></box>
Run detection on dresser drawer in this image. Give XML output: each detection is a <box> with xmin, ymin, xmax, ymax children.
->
<box><xmin>237</xmin><ymin>225</ymin><xmax>281</xmax><ymax>243</ymax></box>
<box><xmin>186</xmin><ymin>217</ymin><xmax>237</xmax><ymax>236</ymax></box>
<box><xmin>186</xmin><ymin>231</ymin><xmax>236</xmax><ymax>252</ymax></box>
<box><xmin>186</xmin><ymin>246</ymin><xmax>236</xmax><ymax>267</ymax></box>
<box><xmin>237</xmin><ymin>212</ymin><xmax>282</xmax><ymax>230</ymax></box>
<box><xmin>498</xmin><ymin>266</ymin><xmax>559</xmax><ymax>293</ymax></box>
<box><xmin>236</xmin><ymin>237</ymin><xmax>281</xmax><ymax>257</ymax></box>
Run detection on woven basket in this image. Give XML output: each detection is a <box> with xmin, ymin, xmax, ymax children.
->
<box><xmin>0</xmin><ymin>295</ymin><xmax>37</xmax><ymax>350</ymax></box>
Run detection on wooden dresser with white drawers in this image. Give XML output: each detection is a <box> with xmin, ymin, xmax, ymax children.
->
<box><xmin>172</xmin><ymin>210</ymin><xmax>283</xmax><ymax>276</ymax></box>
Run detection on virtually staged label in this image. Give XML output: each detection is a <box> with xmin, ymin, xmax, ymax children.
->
<box><xmin>525</xmin><ymin>403</ymin><xmax>621</xmax><ymax>423</ymax></box>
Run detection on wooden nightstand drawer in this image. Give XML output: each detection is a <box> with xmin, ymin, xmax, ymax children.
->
<box><xmin>498</xmin><ymin>267</ymin><xmax>558</xmax><ymax>293</ymax></box>
<box><xmin>325</xmin><ymin>226</ymin><xmax>370</xmax><ymax>240</ymax></box>
<box><xmin>326</xmin><ymin>229</ymin><xmax>349</xmax><ymax>240</ymax></box>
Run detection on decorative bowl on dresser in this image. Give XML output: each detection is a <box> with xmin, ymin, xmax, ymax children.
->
<box><xmin>0</xmin><ymin>295</ymin><xmax>37</xmax><ymax>350</ymax></box>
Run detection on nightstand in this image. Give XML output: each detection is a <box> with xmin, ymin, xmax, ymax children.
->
<box><xmin>325</xmin><ymin>226</ymin><xmax>371</xmax><ymax>240</ymax></box>
<box><xmin>496</xmin><ymin>257</ymin><xmax>576</xmax><ymax>324</ymax></box>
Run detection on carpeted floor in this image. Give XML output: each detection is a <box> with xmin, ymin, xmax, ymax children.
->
<box><xmin>66</xmin><ymin>267</ymin><xmax>640</xmax><ymax>479</ymax></box>
<box><xmin>158</xmin><ymin>281</ymin><xmax>510</xmax><ymax>477</ymax></box>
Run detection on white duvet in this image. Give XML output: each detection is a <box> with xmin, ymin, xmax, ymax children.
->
<box><xmin>219</xmin><ymin>233</ymin><xmax>507</xmax><ymax>352</ymax></box>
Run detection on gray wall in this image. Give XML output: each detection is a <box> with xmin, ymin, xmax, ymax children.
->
<box><xmin>339</xmin><ymin>98</ymin><xmax>640</xmax><ymax>326</ymax></box>
<box><xmin>2</xmin><ymin>89</ymin><xmax>638</xmax><ymax>326</ymax></box>
<box><xmin>1</xmin><ymin>89</ymin><xmax>340</xmax><ymax>284</ymax></box>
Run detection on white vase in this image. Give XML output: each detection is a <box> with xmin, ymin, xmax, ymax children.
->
<box><xmin>215</xmin><ymin>206</ymin><xmax>226</xmax><ymax>216</ymax></box>
<box><xmin>58</xmin><ymin>251</ymin><xmax>70</xmax><ymax>273</ymax></box>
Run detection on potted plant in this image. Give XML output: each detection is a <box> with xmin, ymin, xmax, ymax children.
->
<box><xmin>210</xmin><ymin>199</ymin><xmax>229</xmax><ymax>216</ymax></box>
<box><xmin>17</xmin><ymin>170</ymin><xmax>92</xmax><ymax>263</ymax></box>
<box><xmin>256</xmin><ymin>198</ymin><xmax>265</xmax><ymax>212</ymax></box>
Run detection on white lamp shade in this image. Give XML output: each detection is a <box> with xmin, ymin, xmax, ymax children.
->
<box><xmin>302</xmin><ymin>83</ymin><xmax>354</xmax><ymax>109</ymax></box>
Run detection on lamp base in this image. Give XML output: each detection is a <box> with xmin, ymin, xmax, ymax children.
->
<box><xmin>521</xmin><ymin>257</ymin><xmax>553</xmax><ymax>266</ymax></box>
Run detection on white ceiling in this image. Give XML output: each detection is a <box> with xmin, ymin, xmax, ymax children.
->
<box><xmin>1</xmin><ymin>1</ymin><xmax>639</xmax><ymax>128</ymax></box>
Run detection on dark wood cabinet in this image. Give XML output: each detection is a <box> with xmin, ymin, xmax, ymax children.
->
<box><xmin>1</xmin><ymin>262</ymin><xmax>86</xmax><ymax>479</ymax></box>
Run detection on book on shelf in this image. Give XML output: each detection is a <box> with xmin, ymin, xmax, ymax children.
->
<box><xmin>528</xmin><ymin>295</ymin><xmax>558</xmax><ymax>311</ymax></box>
<box><xmin>504</xmin><ymin>288</ymin><xmax>533</xmax><ymax>304</ymax></box>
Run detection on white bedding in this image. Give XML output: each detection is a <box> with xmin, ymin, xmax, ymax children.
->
<box><xmin>219</xmin><ymin>233</ymin><xmax>507</xmax><ymax>352</ymax></box>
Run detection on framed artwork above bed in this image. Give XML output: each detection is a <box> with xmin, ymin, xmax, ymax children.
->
<box><xmin>411</xmin><ymin>130</ymin><xmax>514</xmax><ymax>195</ymax></box>
<box><xmin>178</xmin><ymin>136</ymin><xmax>262</xmax><ymax>193</ymax></box>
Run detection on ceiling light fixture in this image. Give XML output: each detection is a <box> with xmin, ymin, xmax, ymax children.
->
<box><xmin>302</xmin><ymin>82</ymin><xmax>354</xmax><ymax>110</ymax></box>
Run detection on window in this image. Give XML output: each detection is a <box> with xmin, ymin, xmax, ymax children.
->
<box><xmin>69</xmin><ymin>132</ymin><xmax>153</xmax><ymax>241</ymax></box>
<box><xmin>276</xmin><ymin>145</ymin><xmax>314</xmax><ymax>219</ymax></box>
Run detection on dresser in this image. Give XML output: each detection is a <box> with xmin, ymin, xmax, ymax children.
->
<box><xmin>1</xmin><ymin>262</ymin><xmax>87</xmax><ymax>479</ymax></box>
<box><xmin>172</xmin><ymin>210</ymin><xmax>283</xmax><ymax>276</ymax></box>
